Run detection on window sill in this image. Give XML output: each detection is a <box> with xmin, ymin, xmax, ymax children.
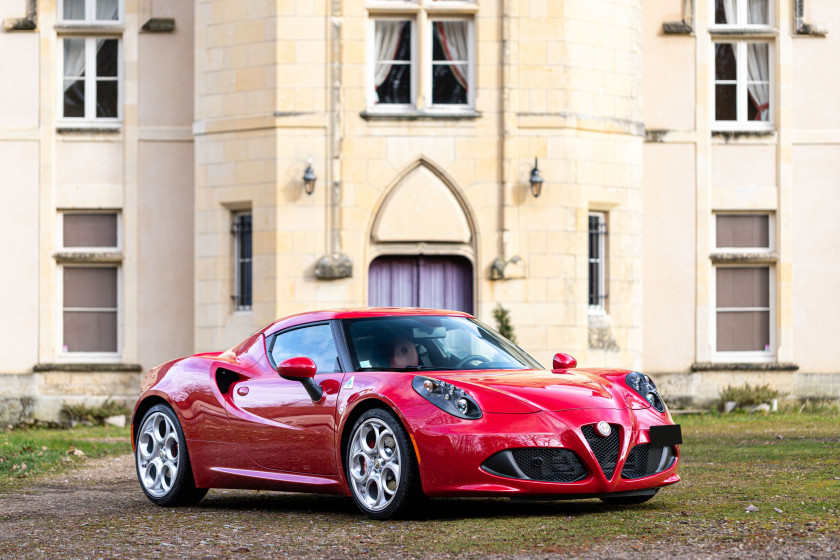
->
<box><xmin>710</xmin><ymin>251</ymin><xmax>777</xmax><ymax>264</ymax></box>
<box><xmin>34</xmin><ymin>362</ymin><xmax>141</xmax><ymax>373</ymax></box>
<box><xmin>692</xmin><ymin>362</ymin><xmax>798</xmax><ymax>372</ymax></box>
<box><xmin>360</xmin><ymin>109</ymin><xmax>481</xmax><ymax>121</ymax></box>
<box><xmin>711</xmin><ymin>129</ymin><xmax>776</xmax><ymax>143</ymax></box>
<box><xmin>54</xmin><ymin>22</ymin><xmax>125</xmax><ymax>34</ymax></box>
<box><xmin>57</xmin><ymin>123</ymin><xmax>122</xmax><ymax>134</ymax></box>
<box><xmin>709</xmin><ymin>26</ymin><xmax>777</xmax><ymax>38</ymax></box>
<box><xmin>54</xmin><ymin>251</ymin><xmax>123</xmax><ymax>264</ymax></box>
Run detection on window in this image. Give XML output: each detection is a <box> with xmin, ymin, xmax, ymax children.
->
<box><xmin>270</xmin><ymin>324</ymin><xmax>341</xmax><ymax>374</ymax></box>
<box><xmin>713</xmin><ymin>42</ymin><xmax>771</xmax><ymax>127</ymax></box>
<box><xmin>60</xmin><ymin>0</ymin><xmax>121</xmax><ymax>22</ymax></box>
<box><xmin>59</xmin><ymin>1</ymin><xmax>122</xmax><ymax>123</ymax></box>
<box><xmin>711</xmin><ymin>1</ymin><xmax>773</xmax><ymax>130</ymax></box>
<box><xmin>588</xmin><ymin>212</ymin><xmax>608</xmax><ymax>312</ymax></box>
<box><xmin>713</xmin><ymin>0</ymin><xmax>770</xmax><ymax>27</ymax></box>
<box><xmin>715</xmin><ymin>214</ymin><xmax>770</xmax><ymax>250</ymax></box>
<box><xmin>231</xmin><ymin>212</ymin><xmax>252</xmax><ymax>311</ymax></box>
<box><xmin>62</xmin><ymin>267</ymin><xmax>119</xmax><ymax>353</ymax></box>
<box><xmin>369</xmin><ymin>2</ymin><xmax>475</xmax><ymax>112</ymax></box>
<box><xmin>713</xmin><ymin>213</ymin><xmax>774</xmax><ymax>359</ymax></box>
<box><xmin>58</xmin><ymin>212</ymin><xmax>121</xmax><ymax>356</ymax></box>
<box><xmin>715</xmin><ymin>267</ymin><xmax>771</xmax><ymax>354</ymax></box>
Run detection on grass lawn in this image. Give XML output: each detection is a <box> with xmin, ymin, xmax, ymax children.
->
<box><xmin>402</xmin><ymin>412</ymin><xmax>840</xmax><ymax>555</ymax></box>
<box><xmin>0</xmin><ymin>424</ymin><xmax>130</xmax><ymax>489</ymax></box>
<box><xmin>0</xmin><ymin>413</ymin><xmax>838</xmax><ymax>556</ymax></box>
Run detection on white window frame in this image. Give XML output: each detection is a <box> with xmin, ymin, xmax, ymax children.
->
<box><xmin>366</xmin><ymin>1</ymin><xmax>476</xmax><ymax>114</ymax></box>
<box><xmin>59</xmin><ymin>0</ymin><xmax>123</xmax><ymax>23</ymax></box>
<box><xmin>711</xmin><ymin>40</ymin><xmax>774</xmax><ymax>131</ymax></box>
<box><xmin>425</xmin><ymin>17</ymin><xmax>476</xmax><ymax>112</ymax></box>
<box><xmin>709</xmin><ymin>0</ymin><xmax>774</xmax><ymax>30</ymax></box>
<box><xmin>588</xmin><ymin>211</ymin><xmax>607</xmax><ymax>315</ymax></box>
<box><xmin>57</xmin><ymin>210</ymin><xmax>123</xmax><ymax>252</ymax></box>
<box><xmin>711</xmin><ymin>264</ymin><xmax>775</xmax><ymax>363</ymax></box>
<box><xmin>367</xmin><ymin>17</ymin><xmax>419</xmax><ymax>113</ymax></box>
<box><xmin>56</xmin><ymin>211</ymin><xmax>122</xmax><ymax>361</ymax></box>
<box><xmin>57</xmin><ymin>36</ymin><xmax>123</xmax><ymax>125</ymax></box>
<box><xmin>232</xmin><ymin>211</ymin><xmax>253</xmax><ymax>313</ymax></box>
<box><xmin>712</xmin><ymin>212</ymin><xmax>775</xmax><ymax>255</ymax></box>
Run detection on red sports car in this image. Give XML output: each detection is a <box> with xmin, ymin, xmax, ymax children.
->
<box><xmin>132</xmin><ymin>308</ymin><xmax>681</xmax><ymax>519</ymax></box>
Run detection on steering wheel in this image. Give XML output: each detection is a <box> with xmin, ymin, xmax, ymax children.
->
<box><xmin>454</xmin><ymin>354</ymin><xmax>492</xmax><ymax>369</ymax></box>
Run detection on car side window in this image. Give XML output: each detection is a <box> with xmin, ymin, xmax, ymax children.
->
<box><xmin>270</xmin><ymin>324</ymin><xmax>341</xmax><ymax>374</ymax></box>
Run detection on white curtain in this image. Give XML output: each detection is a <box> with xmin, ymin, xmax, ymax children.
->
<box><xmin>747</xmin><ymin>43</ymin><xmax>770</xmax><ymax>120</ymax></box>
<box><xmin>721</xmin><ymin>0</ymin><xmax>770</xmax><ymax>121</ymax></box>
<box><xmin>96</xmin><ymin>0</ymin><xmax>120</xmax><ymax>21</ymax></box>
<box><xmin>435</xmin><ymin>22</ymin><xmax>468</xmax><ymax>89</ymax></box>
<box><xmin>721</xmin><ymin>0</ymin><xmax>736</xmax><ymax>25</ymax></box>
<box><xmin>63</xmin><ymin>0</ymin><xmax>85</xmax><ymax>20</ymax></box>
<box><xmin>748</xmin><ymin>0</ymin><xmax>768</xmax><ymax>25</ymax></box>
<box><xmin>374</xmin><ymin>21</ymin><xmax>404</xmax><ymax>89</ymax></box>
<box><xmin>63</xmin><ymin>38</ymin><xmax>86</xmax><ymax>92</ymax></box>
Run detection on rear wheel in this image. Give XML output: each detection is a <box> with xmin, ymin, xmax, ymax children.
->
<box><xmin>346</xmin><ymin>408</ymin><xmax>422</xmax><ymax>519</ymax></box>
<box><xmin>600</xmin><ymin>489</ymin><xmax>658</xmax><ymax>505</ymax></box>
<box><xmin>135</xmin><ymin>404</ymin><xmax>207</xmax><ymax>507</ymax></box>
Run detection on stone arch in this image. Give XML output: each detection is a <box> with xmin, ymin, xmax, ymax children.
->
<box><xmin>366</xmin><ymin>158</ymin><xmax>479</xmax><ymax>312</ymax></box>
<box><xmin>370</xmin><ymin>158</ymin><xmax>476</xmax><ymax>245</ymax></box>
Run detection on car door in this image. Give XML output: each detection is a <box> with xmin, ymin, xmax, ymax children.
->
<box><xmin>224</xmin><ymin>322</ymin><xmax>345</xmax><ymax>474</ymax></box>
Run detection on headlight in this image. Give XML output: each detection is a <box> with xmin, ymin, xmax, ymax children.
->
<box><xmin>412</xmin><ymin>376</ymin><xmax>482</xmax><ymax>419</ymax></box>
<box><xmin>625</xmin><ymin>372</ymin><xmax>666</xmax><ymax>413</ymax></box>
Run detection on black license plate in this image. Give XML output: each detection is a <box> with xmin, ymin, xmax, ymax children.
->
<box><xmin>650</xmin><ymin>424</ymin><xmax>682</xmax><ymax>447</ymax></box>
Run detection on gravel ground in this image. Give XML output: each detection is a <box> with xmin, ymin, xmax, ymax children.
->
<box><xmin>0</xmin><ymin>453</ymin><xmax>836</xmax><ymax>559</ymax></box>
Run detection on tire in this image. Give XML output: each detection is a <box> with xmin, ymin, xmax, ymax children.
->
<box><xmin>599</xmin><ymin>489</ymin><xmax>658</xmax><ymax>506</ymax></box>
<box><xmin>134</xmin><ymin>404</ymin><xmax>208</xmax><ymax>507</ymax></box>
<box><xmin>345</xmin><ymin>408</ymin><xmax>422</xmax><ymax>519</ymax></box>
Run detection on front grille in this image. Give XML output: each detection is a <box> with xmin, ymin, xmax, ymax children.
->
<box><xmin>621</xmin><ymin>444</ymin><xmax>675</xmax><ymax>479</ymax></box>
<box><xmin>582</xmin><ymin>424</ymin><xmax>621</xmax><ymax>479</ymax></box>
<box><xmin>510</xmin><ymin>448</ymin><xmax>587</xmax><ymax>482</ymax></box>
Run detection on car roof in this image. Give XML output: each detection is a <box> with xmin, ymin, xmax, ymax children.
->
<box><xmin>260</xmin><ymin>307</ymin><xmax>475</xmax><ymax>337</ymax></box>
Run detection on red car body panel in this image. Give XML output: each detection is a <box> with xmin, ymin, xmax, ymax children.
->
<box><xmin>132</xmin><ymin>308</ymin><xmax>680</xmax><ymax>500</ymax></box>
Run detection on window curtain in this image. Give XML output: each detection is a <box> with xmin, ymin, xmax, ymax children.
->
<box><xmin>747</xmin><ymin>44</ymin><xmax>769</xmax><ymax>120</ymax></box>
<box><xmin>435</xmin><ymin>22</ymin><xmax>468</xmax><ymax>89</ymax></box>
<box><xmin>63</xmin><ymin>0</ymin><xmax>85</xmax><ymax>20</ymax></box>
<box><xmin>96</xmin><ymin>0</ymin><xmax>120</xmax><ymax>21</ymax></box>
<box><xmin>375</xmin><ymin>21</ymin><xmax>405</xmax><ymax>89</ymax></box>
<box><xmin>63</xmin><ymin>39</ymin><xmax>86</xmax><ymax>93</ymax></box>
<box><xmin>720</xmin><ymin>0</ymin><xmax>770</xmax><ymax>121</ymax></box>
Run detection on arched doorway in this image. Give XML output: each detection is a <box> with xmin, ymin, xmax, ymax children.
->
<box><xmin>369</xmin><ymin>255</ymin><xmax>473</xmax><ymax>314</ymax></box>
<box><xmin>367</xmin><ymin>159</ymin><xmax>477</xmax><ymax>314</ymax></box>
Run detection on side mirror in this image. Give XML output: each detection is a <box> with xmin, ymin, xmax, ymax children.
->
<box><xmin>277</xmin><ymin>357</ymin><xmax>323</xmax><ymax>402</ymax></box>
<box><xmin>552</xmin><ymin>352</ymin><xmax>577</xmax><ymax>370</ymax></box>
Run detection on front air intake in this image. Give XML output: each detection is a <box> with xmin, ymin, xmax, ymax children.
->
<box><xmin>510</xmin><ymin>448</ymin><xmax>587</xmax><ymax>482</ymax></box>
<box><xmin>481</xmin><ymin>448</ymin><xmax>587</xmax><ymax>482</ymax></box>
<box><xmin>581</xmin><ymin>424</ymin><xmax>621</xmax><ymax>480</ymax></box>
<box><xmin>621</xmin><ymin>444</ymin><xmax>676</xmax><ymax>480</ymax></box>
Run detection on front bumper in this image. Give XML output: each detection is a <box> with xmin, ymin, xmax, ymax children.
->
<box><xmin>403</xmin><ymin>404</ymin><xmax>681</xmax><ymax>498</ymax></box>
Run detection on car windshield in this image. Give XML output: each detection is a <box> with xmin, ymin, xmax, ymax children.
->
<box><xmin>342</xmin><ymin>316</ymin><xmax>543</xmax><ymax>372</ymax></box>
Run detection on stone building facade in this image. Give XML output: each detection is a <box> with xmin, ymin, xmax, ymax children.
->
<box><xmin>0</xmin><ymin>0</ymin><xmax>838</xmax><ymax>422</ymax></box>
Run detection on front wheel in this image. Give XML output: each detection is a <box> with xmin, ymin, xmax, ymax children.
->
<box><xmin>346</xmin><ymin>408</ymin><xmax>422</xmax><ymax>519</ymax></box>
<box><xmin>135</xmin><ymin>404</ymin><xmax>207</xmax><ymax>507</ymax></box>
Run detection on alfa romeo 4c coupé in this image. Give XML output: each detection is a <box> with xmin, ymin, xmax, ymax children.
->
<box><xmin>132</xmin><ymin>308</ymin><xmax>681</xmax><ymax>519</ymax></box>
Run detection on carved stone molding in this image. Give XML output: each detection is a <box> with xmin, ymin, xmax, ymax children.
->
<box><xmin>663</xmin><ymin>0</ymin><xmax>694</xmax><ymax>35</ymax></box>
<box><xmin>794</xmin><ymin>0</ymin><xmax>828</xmax><ymax>37</ymax></box>
<box><xmin>2</xmin><ymin>0</ymin><xmax>36</xmax><ymax>32</ymax></box>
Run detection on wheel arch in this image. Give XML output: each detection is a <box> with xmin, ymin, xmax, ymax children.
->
<box><xmin>131</xmin><ymin>394</ymin><xmax>170</xmax><ymax>449</ymax></box>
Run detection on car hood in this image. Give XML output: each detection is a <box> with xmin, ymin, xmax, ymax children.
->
<box><xmin>435</xmin><ymin>368</ymin><xmax>645</xmax><ymax>413</ymax></box>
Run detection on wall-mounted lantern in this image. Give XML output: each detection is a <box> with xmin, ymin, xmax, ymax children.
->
<box><xmin>529</xmin><ymin>158</ymin><xmax>544</xmax><ymax>198</ymax></box>
<box><xmin>303</xmin><ymin>157</ymin><xmax>317</xmax><ymax>195</ymax></box>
